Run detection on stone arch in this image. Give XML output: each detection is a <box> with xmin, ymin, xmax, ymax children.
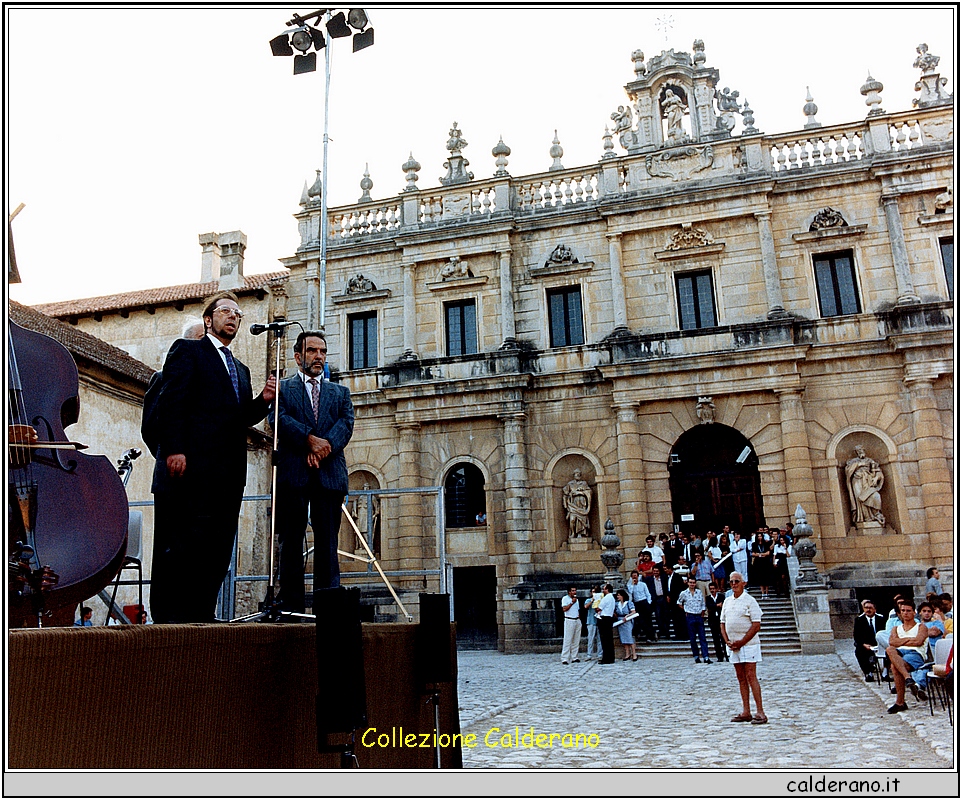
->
<box><xmin>826</xmin><ymin>426</ymin><xmax>905</xmax><ymax>537</ymax></box>
<box><xmin>438</xmin><ymin>455</ymin><xmax>490</xmax><ymax>529</ymax></box>
<box><xmin>546</xmin><ymin>449</ymin><xmax>607</xmax><ymax>551</ymax></box>
<box><xmin>438</xmin><ymin>456</ymin><xmax>491</xmax><ymax>560</ymax></box>
<box><xmin>668</xmin><ymin>423</ymin><xmax>765</xmax><ymax>536</ymax></box>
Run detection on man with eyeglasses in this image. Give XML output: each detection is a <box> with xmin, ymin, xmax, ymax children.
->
<box><xmin>720</xmin><ymin>571</ymin><xmax>766</xmax><ymax>724</ymax></box>
<box><xmin>150</xmin><ymin>291</ymin><xmax>276</xmax><ymax>623</ymax></box>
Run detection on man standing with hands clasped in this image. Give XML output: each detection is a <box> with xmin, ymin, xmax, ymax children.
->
<box><xmin>721</xmin><ymin>571</ymin><xmax>766</xmax><ymax>724</ymax></box>
<box><xmin>275</xmin><ymin>330</ymin><xmax>354</xmax><ymax>614</ymax></box>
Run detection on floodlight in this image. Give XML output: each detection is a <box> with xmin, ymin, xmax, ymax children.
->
<box><xmin>326</xmin><ymin>12</ymin><xmax>352</xmax><ymax>38</ymax></box>
<box><xmin>347</xmin><ymin>9</ymin><xmax>369</xmax><ymax>29</ymax></box>
<box><xmin>291</xmin><ymin>28</ymin><xmax>315</xmax><ymax>53</ymax></box>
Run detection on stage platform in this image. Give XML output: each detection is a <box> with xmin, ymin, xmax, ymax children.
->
<box><xmin>8</xmin><ymin>622</ymin><xmax>461</xmax><ymax>769</ymax></box>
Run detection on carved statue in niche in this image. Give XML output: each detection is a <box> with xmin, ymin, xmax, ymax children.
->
<box><xmin>546</xmin><ymin>243</ymin><xmax>579</xmax><ymax>266</ymax></box>
<box><xmin>809</xmin><ymin>207</ymin><xmax>848</xmax><ymax>231</ymax></box>
<box><xmin>696</xmin><ymin>396</ymin><xmax>715</xmax><ymax>424</ymax></box>
<box><xmin>610</xmin><ymin>105</ymin><xmax>635</xmax><ymax>150</ymax></box>
<box><xmin>662</xmin><ymin>89</ymin><xmax>689</xmax><ymax>146</ymax></box>
<box><xmin>845</xmin><ymin>445</ymin><xmax>886</xmax><ymax>526</ymax></box>
<box><xmin>439</xmin><ymin>257</ymin><xmax>471</xmax><ymax>280</ymax></box>
<box><xmin>562</xmin><ymin>469</ymin><xmax>592</xmax><ymax>539</ymax></box>
<box><xmin>351</xmin><ymin>483</ymin><xmax>380</xmax><ymax>537</ymax></box>
<box><xmin>346</xmin><ymin>273</ymin><xmax>376</xmax><ymax>294</ymax></box>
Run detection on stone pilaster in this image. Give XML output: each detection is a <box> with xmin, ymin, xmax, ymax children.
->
<box><xmin>881</xmin><ymin>194</ymin><xmax>921</xmax><ymax>305</ymax></box>
<box><xmin>613</xmin><ymin>402</ymin><xmax>649</xmax><ymax>556</ymax></box>
<box><xmin>755</xmin><ymin>211</ymin><xmax>788</xmax><ymax>318</ymax></box>
<box><xmin>497</xmin><ymin>249</ymin><xmax>517</xmax><ymax>346</ymax></box>
<box><xmin>402</xmin><ymin>263</ymin><xmax>417</xmax><ymax>357</ymax></box>
<box><xmin>606</xmin><ymin>232</ymin><xmax>629</xmax><ymax>331</ymax></box>
<box><xmin>774</xmin><ymin>388</ymin><xmax>818</xmax><ymax>530</ymax></box>
<box><xmin>499</xmin><ymin>410</ymin><xmax>532</xmax><ymax>576</ymax></box>
<box><xmin>905</xmin><ymin>375</ymin><xmax>953</xmax><ymax>557</ymax></box>
<box><xmin>394</xmin><ymin>421</ymin><xmax>424</xmax><ymax>585</ymax></box>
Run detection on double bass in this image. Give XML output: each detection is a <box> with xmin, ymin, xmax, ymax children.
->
<box><xmin>8</xmin><ymin>318</ymin><xmax>130</xmax><ymax>627</ymax></box>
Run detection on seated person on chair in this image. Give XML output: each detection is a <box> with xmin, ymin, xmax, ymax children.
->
<box><xmin>885</xmin><ymin>600</ymin><xmax>930</xmax><ymax>713</ymax></box>
<box><xmin>853</xmin><ymin>599</ymin><xmax>882</xmax><ymax>680</ymax></box>
<box><xmin>917</xmin><ymin>602</ymin><xmax>945</xmax><ymax>655</ymax></box>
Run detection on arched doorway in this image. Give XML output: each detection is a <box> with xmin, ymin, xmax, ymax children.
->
<box><xmin>668</xmin><ymin>424</ymin><xmax>765</xmax><ymax>535</ymax></box>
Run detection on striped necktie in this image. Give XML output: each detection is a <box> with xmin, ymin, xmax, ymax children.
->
<box><xmin>220</xmin><ymin>347</ymin><xmax>240</xmax><ymax>399</ymax></box>
<box><xmin>307</xmin><ymin>377</ymin><xmax>319</xmax><ymax>421</ymax></box>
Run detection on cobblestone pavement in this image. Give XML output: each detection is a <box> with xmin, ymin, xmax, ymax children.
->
<box><xmin>455</xmin><ymin>642</ymin><xmax>954</xmax><ymax>769</ymax></box>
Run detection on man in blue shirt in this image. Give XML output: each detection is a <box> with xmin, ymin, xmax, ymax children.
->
<box><xmin>625</xmin><ymin>570</ymin><xmax>655</xmax><ymax>643</ymax></box>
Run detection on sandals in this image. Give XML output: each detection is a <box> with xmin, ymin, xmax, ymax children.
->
<box><xmin>730</xmin><ymin>713</ymin><xmax>753</xmax><ymax>722</ymax></box>
<box><xmin>751</xmin><ymin>714</ymin><xmax>768</xmax><ymax>725</ymax></box>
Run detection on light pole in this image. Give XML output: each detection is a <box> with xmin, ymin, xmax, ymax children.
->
<box><xmin>270</xmin><ymin>9</ymin><xmax>374</xmax><ymax>329</ymax></box>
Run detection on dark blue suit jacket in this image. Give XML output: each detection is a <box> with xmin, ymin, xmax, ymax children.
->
<box><xmin>275</xmin><ymin>372</ymin><xmax>354</xmax><ymax>493</ymax></box>
<box><xmin>152</xmin><ymin>336</ymin><xmax>268</xmax><ymax>493</ymax></box>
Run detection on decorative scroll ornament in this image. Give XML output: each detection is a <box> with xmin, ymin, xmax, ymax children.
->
<box><xmin>665</xmin><ymin>222</ymin><xmax>715</xmax><ymax>251</ymax></box>
<box><xmin>646</xmin><ymin>145</ymin><xmax>713</xmax><ymax>182</ymax></box>
<box><xmin>545</xmin><ymin>243</ymin><xmax>579</xmax><ymax>267</ymax></box>
<box><xmin>346</xmin><ymin>273</ymin><xmax>376</xmax><ymax>294</ymax></box>
<box><xmin>809</xmin><ymin>207</ymin><xmax>848</xmax><ymax>231</ymax></box>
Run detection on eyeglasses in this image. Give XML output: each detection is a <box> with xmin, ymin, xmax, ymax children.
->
<box><xmin>213</xmin><ymin>306</ymin><xmax>244</xmax><ymax>320</ymax></box>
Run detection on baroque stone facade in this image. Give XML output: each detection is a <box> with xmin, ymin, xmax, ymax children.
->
<box><xmin>280</xmin><ymin>41</ymin><xmax>954</xmax><ymax>649</ymax></box>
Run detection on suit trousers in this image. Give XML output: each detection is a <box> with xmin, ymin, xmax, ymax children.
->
<box><xmin>276</xmin><ymin>476</ymin><xmax>344</xmax><ymax>613</ymax></box>
<box><xmin>598</xmin><ymin>616</ymin><xmax>616</xmax><ymax>664</ymax></box>
<box><xmin>150</xmin><ymin>481</ymin><xmax>242</xmax><ymax>623</ymax></box>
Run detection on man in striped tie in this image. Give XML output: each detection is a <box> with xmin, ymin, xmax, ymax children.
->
<box><xmin>275</xmin><ymin>330</ymin><xmax>355</xmax><ymax>614</ymax></box>
<box><xmin>151</xmin><ymin>291</ymin><xmax>275</xmax><ymax>623</ymax></box>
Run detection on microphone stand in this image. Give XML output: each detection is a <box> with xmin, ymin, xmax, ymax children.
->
<box><xmin>231</xmin><ymin>325</ymin><xmax>311</xmax><ymax>623</ymax></box>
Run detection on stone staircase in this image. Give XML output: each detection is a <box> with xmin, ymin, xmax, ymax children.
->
<box><xmin>631</xmin><ymin>589</ymin><xmax>802</xmax><ymax>659</ymax></box>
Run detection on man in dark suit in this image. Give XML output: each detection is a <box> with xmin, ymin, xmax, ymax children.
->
<box><xmin>275</xmin><ymin>330</ymin><xmax>354</xmax><ymax>613</ymax></box>
<box><xmin>149</xmin><ymin>292</ymin><xmax>275</xmax><ymax>623</ymax></box>
<box><xmin>666</xmin><ymin>559</ymin><xmax>690</xmax><ymax>640</ymax></box>
<box><xmin>854</xmin><ymin>598</ymin><xmax>882</xmax><ymax>680</ymax></box>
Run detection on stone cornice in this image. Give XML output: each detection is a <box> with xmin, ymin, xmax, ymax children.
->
<box><xmin>791</xmin><ymin>224</ymin><xmax>868</xmax><ymax>244</ymax></box>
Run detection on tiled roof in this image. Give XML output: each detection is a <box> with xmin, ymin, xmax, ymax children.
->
<box><xmin>9</xmin><ymin>301</ymin><xmax>155</xmax><ymax>386</ymax></box>
<box><xmin>33</xmin><ymin>271</ymin><xmax>288</xmax><ymax>318</ymax></box>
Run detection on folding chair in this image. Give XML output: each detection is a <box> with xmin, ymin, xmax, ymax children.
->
<box><xmin>927</xmin><ymin>637</ymin><xmax>953</xmax><ymax>721</ymax></box>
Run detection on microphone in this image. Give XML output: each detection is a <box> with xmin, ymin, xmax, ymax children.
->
<box><xmin>249</xmin><ymin>321</ymin><xmax>296</xmax><ymax>335</ymax></box>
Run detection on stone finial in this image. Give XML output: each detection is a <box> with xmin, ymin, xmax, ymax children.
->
<box><xmin>299</xmin><ymin>180</ymin><xmax>310</xmax><ymax>206</ymax></box>
<box><xmin>692</xmin><ymin>38</ymin><xmax>706</xmax><ymax>67</ymax></box>
<box><xmin>802</xmin><ymin>87</ymin><xmax>821</xmax><ymax>129</ymax></box>
<box><xmin>549</xmin><ymin>130</ymin><xmax>564</xmax><ymax>171</ymax></box>
<box><xmin>358</xmin><ymin>163</ymin><xmax>373</xmax><ymax>203</ymax></box>
<box><xmin>600</xmin><ymin>518</ymin><xmax>625</xmax><ymax>587</ymax></box>
<box><xmin>741</xmin><ymin>98</ymin><xmax>757</xmax><ymax>134</ymax></box>
<box><xmin>440</xmin><ymin>122</ymin><xmax>474</xmax><ymax>185</ymax></box>
<box><xmin>913</xmin><ymin>42</ymin><xmax>940</xmax><ymax>74</ymax></box>
<box><xmin>860</xmin><ymin>73</ymin><xmax>885</xmax><ymax>116</ymax></box>
<box><xmin>492</xmin><ymin>136</ymin><xmax>511</xmax><ymax>176</ymax></box>
<box><xmin>307</xmin><ymin>169</ymin><xmax>323</xmax><ymax>201</ymax></box>
<box><xmin>601</xmin><ymin>126</ymin><xmax>616</xmax><ymax>159</ymax></box>
<box><xmin>631</xmin><ymin>49</ymin><xmax>646</xmax><ymax>77</ymax></box>
<box><xmin>402</xmin><ymin>152</ymin><xmax>421</xmax><ymax>192</ymax></box>
<box><xmin>793</xmin><ymin>504</ymin><xmax>823</xmax><ymax>586</ymax></box>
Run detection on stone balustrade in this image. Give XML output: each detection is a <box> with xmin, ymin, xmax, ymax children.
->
<box><xmin>769</xmin><ymin>127</ymin><xmax>865</xmax><ymax>171</ymax></box>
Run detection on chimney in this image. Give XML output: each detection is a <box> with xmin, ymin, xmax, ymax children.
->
<box><xmin>199</xmin><ymin>230</ymin><xmax>246</xmax><ymax>290</ymax></box>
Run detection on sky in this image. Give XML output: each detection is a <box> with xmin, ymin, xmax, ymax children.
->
<box><xmin>5</xmin><ymin>4</ymin><xmax>957</xmax><ymax>306</ymax></box>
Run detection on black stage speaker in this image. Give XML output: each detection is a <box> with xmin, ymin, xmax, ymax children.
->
<box><xmin>417</xmin><ymin>593</ymin><xmax>453</xmax><ymax>685</ymax></box>
<box><xmin>315</xmin><ymin>587</ymin><xmax>367</xmax><ymax>739</ymax></box>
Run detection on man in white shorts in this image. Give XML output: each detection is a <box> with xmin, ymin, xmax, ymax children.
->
<box><xmin>720</xmin><ymin>571</ymin><xmax>767</xmax><ymax>724</ymax></box>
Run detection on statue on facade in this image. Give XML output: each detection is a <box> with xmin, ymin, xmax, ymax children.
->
<box><xmin>562</xmin><ymin>469</ymin><xmax>592</xmax><ymax>539</ymax></box>
<box><xmin>347</xmin><ymin>273</ymin><xmax>376</xmax><ymax>294</ymax></box>
<box><xmin>913</xmin><ymin>43</ymin><xmax>940</xmax><ymax>73</ymax></box>
<box><xmin>662</xmin><ymin>90</ymin><xmax>688</xmax><ymax>145</ymax></box>
<box><xmin>809</xmin><ymin>207</ymin><xmax>848</xmax><ymax>231</ymax></box>
<box><xmin>845</xmin><ymin>445</ymin><xmax>886</xmax><ymax>526</ymax></box>
<box><xmin>714</xmin><ymin>86</ymin><xmax>740</xmax><ymax>133</ymax></box>
<box><xmin>610</xmin><ymin>105</ymin><xmax>635</xmax><ymax>149</ymax></box>
<box><xmin>351</xmin><ymin>483</ymin><xmax>379</xmax><ymax>538</ymax></box>
<box><xmin>935</xmin><ymin>188</ymin><xmax>953</xmax><ymax>214</ymax></box>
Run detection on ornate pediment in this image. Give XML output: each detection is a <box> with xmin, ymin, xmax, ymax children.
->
<box><xmin>665</xmin><ymin>223</ymin><xmax>715</xmax><ymax>251</ymax></box>
<box><xmin>809</xmin><ymin>207</ymin><xmax>848</xmax><ymax>231</ymax></box>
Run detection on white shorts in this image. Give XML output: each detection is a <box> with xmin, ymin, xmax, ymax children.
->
<box><xmin>728</xmin><ymin>642</ymin><xmax>762</xmax><ymax>663</ymax></box>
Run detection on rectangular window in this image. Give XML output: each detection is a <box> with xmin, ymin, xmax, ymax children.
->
<box><xmin>546</xmin><ymin>286</ymin><xmax>584</xmax><ymax>347</ymax></box>
<box><xmin>445</xmin><ymin>300</ymin><xmax>478</xmax><ymax>356</ymax></box>
<box><xmin>813</xmin><ymin>251</ymin><xmax>861</xmax><ymax>316</ymax></box>
<box><xmin>349</xmin><ymin>312</ymin><xmax>377</xmax><ymax>369</ymax></box>
<box><xmin>676</xmin><ymin>270</ymin><xmax>718</xmax><ymax>330</ymax></box>
<box><xmin>940</xmin><ymin>237</ymin><xmax>954</xmax><ymax>299</ymax></box>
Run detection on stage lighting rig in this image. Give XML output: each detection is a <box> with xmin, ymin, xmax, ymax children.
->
<box><xmin>269</xmin><ymin>8</ymin><xmax>374</xmax><ymax>74</ymax></box>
